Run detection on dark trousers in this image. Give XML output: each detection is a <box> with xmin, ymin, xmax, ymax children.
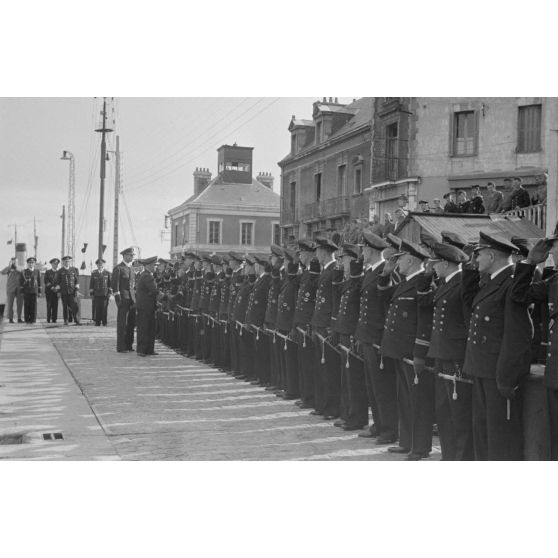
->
<box><xmin>472</xmin><ymin>377</ymin><xmax>523</xmax><ymax>460</ymax></box>
<box><xmin>221</xmin><ymin>321</ymin><xmax>231</xmax><ymax>371</ymax></box>
<box><xmin>312</xmin><ymin>332</ymin><xmax>328</xmax><ymax>413</ymax></box>
<box><xmin>362</xmin><ymin>343</ymin><xmax>398</xmax><ymax>438</ymax></box>
<box><xmin>61</xmin><ymin>293</ymin><xmax>80</xmax><ymax>324</ymax></box>
<box><xmin>254</xmin><ymin>330</ymin><xmax>270</xmax><ymax>385</ymax></box>
<box><xmin>342</xmin><ymin>350</ymin><xmax>369</xmax><ymax>428</ymax></box>
<box><xmin>116</xmin><ymin>298</ymin><xmax>135</xmax><ymax>351</ymax></box>
<box><xmin>284</xmin><ymin>338</ymin><xmax>300</xmax><ymax>397</ymax></box>
<box><xmin>548</xmin><ymin>389</ymin><xmax>558</xmax><ymax>461</ymax></box>
<box><xmin>186</xmin><ymin>315</ymin><xmax>196</xmax><ymax>357</ymax></box>
<box><xmin>239</xmin><ymin>327</ymin><xmax>255</xmax><ymax>379</ymax></box>
<box><xmin>6</xmin><ymin>291</ymin><xmax>23</xmax><ymax>321</ymax></box>
<box><xmin>230</xmin><ymin>322</ymin><xmax>241</xmax><ymax>374</ymax></box>
<box><xmin>23</xmin><ymin>293</ymin><xmax>37</xmax><ymax>323</ymax></box>
<box><xmin>136</xmin><ymin>308</ymin><xmax>155</xmax><ymax>355</ymax></box>
<box><xmin>294</xmin><ymin>329</ymin><xmax>314</xmax><ymax>404</ymax></box>
<box><xmin>394</xmin><ymin>359</ymin><xmax>434</xmax><ymax>454</ymax></box>
<box><xmin>46</xmin><ymin>291</ymin><xmax>58</xmax><ymax>322</ymax></box>
<box><xmin>434</xmin><ymin>361</ymin><xmax>474</xmax><ymax>461</ymax></box>
<box><xmin>93</xmin><ymin>295</ymin><xmax>109</xmax><ymax>325</ymax></box>
<box><xmin>269</xmin><ymin>333</ymin><xmax>281</xmax><ymax>388</ymax></box>
<box><xmin>313</xmin><ymin>331</ymin><xmax>341</xmax><ymax>417</ymax></box>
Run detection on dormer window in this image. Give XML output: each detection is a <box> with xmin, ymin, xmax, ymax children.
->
<box><xmin>225</xmin><ymin>161</ymin><xmax>250</xmax><ymax>172</ymax></box>
<box><xmin>315</xmin><ymin>121</ymin><xmax>322</xmax><ymax>144</ymax></box>
<box><xmin>291</xmin><ymin>134</ymin><xmax>297</xmax><ymax>155</ymax></box>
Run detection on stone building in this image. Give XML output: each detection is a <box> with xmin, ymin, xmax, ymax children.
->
<box><xmin>167</xmin><ymin>144</ymin><xmax>280</xmax><ymax>257</ymax></box>
<box><xmin>278</xmin><ymin>97</ymin><xmax>373</xmax><ymax>242</ymax></box>
<box><xmin>366</xmin><ymin>97</ymin><xmax>558</xmax><ymax>234</ymax></box>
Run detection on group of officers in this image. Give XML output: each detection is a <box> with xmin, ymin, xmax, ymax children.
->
<box><xmin>149</xmin><ymin>225</ymin><xmax>558</xmax><ymax>461</ymax></box>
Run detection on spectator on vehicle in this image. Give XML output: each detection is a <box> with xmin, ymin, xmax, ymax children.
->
<box><xmin>485</xmin><ymin>181</ymin><xmax>503</xmax><ymax>213</ymax></box>
<box><xmin>369</xmin><ymin>214</ymin><xmax>383</xmax><ymax>236</ymax></box>
<box><xmin>500</xmin><ymin>177</ymin><xmax>514</xmax><ymax>212</ymax></box>
<box><xmin>443</xmin><ymin>192</ymin><xmax>459</xmax><ymax>213</ymax></box>
<box><xmin>531</xmin><ymin>173</ymin><xmax>547</xmax><ymax>206</ymax></box>
<box><xmin>510</xmin><ymin>176</ymin><xmax>531</xmax><ymax>210</ymax></box>
<box><xmin>457</xmin><ymin>190</ymin><xmax>471</xmax><ymax>213</ymax></box>
<box><xmin>418</xmin><ymin>200</ymin><xmax>431</xmax><ymax>213</ymax></box>
<box><xmin>430</xmin><ymin>198</ymin><xmax>444</xmax><ymax>213</ymax></box>
<box><xmin>469</xmin><ymin>185</ymin><xmax>485</xmax><ymax>214</ymax></box>
<box><xmin>394</xmin><ymin>207</ymin><xmax>406</xmax><ymax>229</ymax></box>
<box><xmin>397</xmin><ymin>194</ymin><xmax>409</xmax><ymax>216</ymax></box>
<box><xmin>382</xmin><ymin>212</ymin><xmax>395</xmax><ymax>236</ymax></box>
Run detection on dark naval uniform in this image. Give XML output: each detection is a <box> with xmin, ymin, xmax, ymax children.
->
<box><xmin>275</xmin><ymin>264</ymin><xmax>300</xmax><ymax>398</ymax></box>
<box><xmin>136</xmin><ymin>268</ymin><xmax>158</xmax><ymax>356</ymax></box>
<box><xmin>21</xmin><ymin>267</ymin><xmax>41</xmax><ymax>323</ymax></box>
<box><xmin>419</xmin><ymin>254</ymin><xmax>473</xmax><ymax>461</ymax></box>
<box><xmin>90</xmin><ymin>269</ymin><xmax>112</xmax><ymax>326</ymax></box>
<box><xmin>208</xmin><ymin>270</ymin><xmax>225</xmax><ymax>366</ymax></box>
<box><xmin>228</xmin><ymin>268</ymin><xmax>244</xmax><ymax>374</ymax></box>
<box><xmin>44</xmin><ymin>267</ymin><xmax>59</xmax><ymax>323</ymax></box>
<box><xmin>292</xmin><ymin>259</ymin><xmax>320</xmax><ymax>407</ymax></box>
<box><xmin>463</xmin><ymin>246</ymin><xmax>532</xmax><ymax>460</ymax></box>
<box><xmin>512</xmin><ymin>261</ymin><xmax>558</xmax><ymax>459</ymax></box>
<box><xmin>55</xmin><ymin>266</ymin><xmax>81</xmax><ymax>325</ymax></box>
<box><xmin>111</xmin><ymin>261</ymin><xmax>136</xmax><ymax>351</ymax></box>
<box><xmin>333</xmin><ymin>261</ymin><xmax>368</xmax><ymax>430</ymax></box>
<box><xmin>218</xmin><ymin>269</ymin><xmax>232</xmax><ymax>370</ymax></box>
<box><xmin>311</xmin><ymin>259</ymin><xmax>341</xmax><ymax>417</ymax></box>
<box><xmin>264</xmin><ymin>266</ymin><xmax>282</xmax><ymax>389</ymax></box>
<box><xmin>245</xmin><ymin>271</ymin><xmax>271</xmax><ymax>384</ymax></box>
<box><xmin>232</xmin><ymin>275</ymin><xmax>255</xmax><ymax>378</ymax></box>
<box><xmin>354</xmin><ymin>260</ymin><xmax>398</xmax><ymax>441</ymax></box>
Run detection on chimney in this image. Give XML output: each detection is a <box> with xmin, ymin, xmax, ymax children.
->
<box><xmin>257</xmin><ymin>171</ymin><xmax>274</xmax><ymax>190</ymax></box>
<box><xmin>193</xmin><ymin>167</ymin><xmax>212</xmax><ymax>195</ymax></box>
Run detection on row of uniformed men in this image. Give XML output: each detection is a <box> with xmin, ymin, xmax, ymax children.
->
<box><xmin>154</xmin><ymin>227</ymin><xmax>558</xmax><ymax>461</ymax></box>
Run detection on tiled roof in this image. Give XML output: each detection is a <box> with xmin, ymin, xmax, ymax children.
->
<box><xmin>168</xmin><ymin>176</ymin><xmax>279</xmax><ymax>215</ymax></box>
<box><xmin>397</xmin><ymin>212</ymin><xmax>544</xmax><ymax>244</ymax></box>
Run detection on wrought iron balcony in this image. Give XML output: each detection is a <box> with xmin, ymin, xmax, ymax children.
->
<box><xmin>301</xmin><ymin>196</ymin><xmax>350</xmax><ymax>221</ymax></box>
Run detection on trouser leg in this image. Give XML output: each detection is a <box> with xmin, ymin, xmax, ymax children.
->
<box><xmin>7</xmin><ymin>291</ymin><xmax>15</xmax><ymax>321</ymax></box>
<box><xmin>434</xmin><ymin>370</ymin><xmax>456</xmax><ymax>460</ymax></box>
<box><xmin>323</xmin><ymin>341</ymin><xmax>341</xmax><ymax>418</ymax></box>
<box><xmin>547</xmin><ymin>389</ymin><xmax>558</xmax><ymax>461</ymax></box>
<box><xmin>136</xmin><ymin>309</ymin><xmax>147</xmax><ymax>354</ymax></box>
<box><xmin>312</xmin><ymin>333</ymin><xmax>327</xmax><ymax>414</ymax></box>
<box><xmin>410</xmin><ymin>363</ymin><xmax>434</xmax><ymax>455</ymax></box>
<box><xmin>285</xmin><ymin>339</ymin><xmax>299</xmax><ymax>398</ymax></box>
<box><xmin>345</xmin><ymin>352</ymin><xmax>369</xmax><ymax>428</ymax></box>
<box><xmin>125</xmin><ymin>301</ymin><xmax>135</xmax><ymax>349</ymax></box>
<box><xmin>472</xmin><ymin>378</ymin><xmax>489</xmax><ymax>461</ymax></box>
<box><xmin>395</xmin><ymin>359</ymin><xmax>413</xmax><ymax>450</ymax></box>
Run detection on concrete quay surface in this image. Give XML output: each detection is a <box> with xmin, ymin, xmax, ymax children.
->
<box><xmin>0</xmin><ymin>317</ymin><xmax>441</xmax><ymax>461</ymax></box>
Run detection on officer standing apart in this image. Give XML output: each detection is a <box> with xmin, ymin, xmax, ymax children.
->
<box><xmin>136</xmin><ymin>257</ymin><xmax>159</xmax><ymax>357</ymax></box>
<box><xmin>89</xmin><ymin>258</ymin><xmax>112</xmax><ymax>326</ymax></box>
<box><xmin>21</xmin><ymin>256</ymin><xmax>41</xmax><ymax>323</ymax></box>
<box><xmin>54</xmin><ymin>256</ymin><xmax>81</xmax><ymax>325</ymax></box>
<box><xmin>44</xmin><ymin>258</ymin><xmax>60</xmax><ymax>323</ymax></box>
<box><xmin>112</xmin><ymin>247</ymin><xmax>136</xmax><ymax>352</ymax></box>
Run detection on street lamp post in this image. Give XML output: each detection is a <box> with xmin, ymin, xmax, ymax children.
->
<box><xmin>60</xmin><ymin>150</ymin><xmax>75</xmax><ymax>261</ymax></box>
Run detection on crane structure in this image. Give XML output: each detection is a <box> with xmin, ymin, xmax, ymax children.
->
<box><xmin>60</xmin><ymin>150</ymin><xmax>75</xmax><ymax>261</ymax></box>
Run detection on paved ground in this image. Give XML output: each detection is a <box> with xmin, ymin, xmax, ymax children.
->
<box><xmin>0</xmin><ymin>314</ymin><xmax>441</xmax><ymax>460</ymax></box>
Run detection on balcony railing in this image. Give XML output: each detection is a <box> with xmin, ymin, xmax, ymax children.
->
<box><xmin>504</xmin><ymin>203</ymin><xmax>546</xmax><ymax>232</ymax></box>
<box><xmin>301</xmin><ymin>196</ymin><xmax>350</xmax><ymax>221</ymax></box>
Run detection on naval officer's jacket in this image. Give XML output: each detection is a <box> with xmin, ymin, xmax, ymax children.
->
<box><xmin>190</xmin><ymin>270</ymin><xmax>203</xmax><ymax>311</ymax></box>
<box><xmin>380</xmin><ymin>271</ymin><xmax>424</xmax><ymax>360</ymax></box>
<box><xmin>227</xmin><ymin>269</ymin><xmax>244</xmax><ymax>319</ymax></box>
<box><xmin>417</xmin><ymin>270</ymin><xmax>468</xmax><ymax>362</ymax></box>
<box><xmin>199</xmin><ymin>271</ymin><xmax>214</xmax><ymax>313</ymax></box>
<box><xmin>264</xmin><ymin>267</ymin><xmax>282</xmax><ymax>329</ymax></box>
<box><xmin>332</xmin><ymin>272</ymin><xmax>362</xmax><ymax>337</ymax></box>
<box><xmin>311</xmin><ymin>259</ymin><xmax>339</xmax><ymax>331</ymax></box>
<box><xmin>111</xmin><ymin>262</ymin><xmax>135</xmax><ymax>301</ymax></box>
<box><xmin>245</xmin><ymin>272</ymin><xmax>271</xmax><ymax>328</ymax></box>
<box><xmin>89</xmin><ymin>269</ymin><xmax>112</xmax><ymax>297</ymax></box>
<box><xmin>44</xmin><ymin>268</ymin><xmax>57</xmax><ymax>295</ymax></box>
<box><xmin>135</xmin><ymin>270</ymin><xmax>158</xmax><ymax>312</ymax></box>
<box><xmin>21</xmin><ymin>268</ymin><xmax>41</xmax><ymax>295</ymax></box>
<box><xmin>353</xmin><ymin>261</ymin><xmax>387</xmax><ymax>346</ymax></box>
<box><xmin>209</xmin><ymin>271</ymin><xmax>225</xmax><ymax>315</ymax></box>
<box><xmin>55</xmin><ymin>266</ymin><xmax>80</xmax><ymax>297</ymax></box>
<box><xmin>182</xmin><ymin>267</ymin><xmax>195</xmax><ymax>308</ymax></box>
<box><xmin>293</xmin><ymin>264</ymin><xmax>320</xmax><ymax>329</ymax></box>
<box><xmin>463</xmin><ymin>265</ymin><xmax>532</xmax><ymax>390</ymax></box>
<box><xmin>511</xmin><ymin>262</ymin><xmax>558</xmax><ymax>390</ymax></box>
<box><xmin>233</xmin><ymin>275</ymin><xmax>255</xmax><ymax>323</ymax></box>
<box><xmin>218</xmin><ymin>271</ymin><xmax>232</xmax><ymax>319</ymax></box>
<box><xmin>275</xmin><ymin>268</ymin><xmax>299</xmax><ymax>333</ymax></box>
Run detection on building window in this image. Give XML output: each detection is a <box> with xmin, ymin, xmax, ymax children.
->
<box><xmin>240</xmin><ymin>221</ymin><xmax>254</xmax><ymax>246</ymax></box>
<box><xmin>337</xmin><ymin>164</ymin><xmax>346</xmax><ymax>195</ymax></box>
<box><xmin>290</xmin><ymin>181</ymin><xmax>296</xmax><ymax>209</ymax></box>
<box><xmin>314</xmin><ymin>173</ymin><xmax>322</xmax><ymax>202</ymax></box>
<box><xmin>518</xmin><ymin>104</ymin><xmax>542</xmax><ymax>153</ymax></box>
<box><xmin>291</xmin><ymin>134</ymin><xmax>296</xmax><ymax>155</ymax></box>
<box><xmin>208</xmin><ymin>220</ymin><xmax>221</xmax><ymax>244</ymax></box>
<box><xmin>272</xmin><ymin>222</ymin><xmax>281</xmax><ymax>245</ymax></box>
<box><xmin>225</xmin><ymin>161</ymin><xmax>250</xmax><ymax>172</ymax></box>
<box><xmin>174</xmin><ymin>223</ymin><xmax>179</xmax><ymax>247</ymax></box>
<box><xmin>183</xmin><ymin>219</ymin><xmax>189</xmax><ymax>244</ymax></box>
<box><xmin>386</xmin><ymin>122</ymin><xmax>399</xmax><ymax>179</ymax></box>
<box><xmin>353</xmin><ymin>167</ymin><xmax>362</xmax><ymax>194</ymax></box>
<box><xmin>452</xmin><ymin>110</ymin><xmax>477</xmax><ymax>156</ymax></box>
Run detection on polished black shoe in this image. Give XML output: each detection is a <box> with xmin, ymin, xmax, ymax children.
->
<box><xmin>275</xmin><ymin>391</ymin><xmax>285</xmax><ymax>397</ymax></box>
<box><xmin>298</xmin><ymin>402</ymin><xmax>314</xmax><ymax>409</ymax></box>
<box><xmin>265</xmin><ymin>386</ymin><xmax>278</xmax><ymax>392</ymax></box>
<box><xmin>250</xmin><ymin>380</ymin><xmax>261</xmax><ymax>385</ymax></box>
<box><xmin>117</xmin><ymin>349</ymin><xmax>128</xmax><ymax>353</ymax></box>
<box><xmin>9</xmin><ymin>319</ymin><xmax>14</xmax><ymax>323</ymax></box>
<box><xmin>234</xmin><ymin>375</ymin><xmax>247</xmax><ymax>380</ymax></box>
<box><xmin>137</xmin><ymin>353</ymin><xmax>147</xmax><ymax>357</ymax></box>
<box><xmin>323</xmin><ymin>415</ymin><xmax>338</xmax><ymax>420</ymax></box>
<box><xmin>406</xmin><ymin>452</ymin><xmax>430</xmax><ymax>461</ymax></box>
<box><xmin>18</xmin><ymin>319</ymin><xmax>24</xmax><ymax>323</ymax></box>
<box><xmin>333</xmin><ymin>419</ymin><xmax>345</xmax><ymax>427</ymax></box>
<box><xmin>375</xmin><ymin>435</ymin><xmax>398</xmax><ymax>445</ymax></box>
<box><xmin>282</xmin><ymin>394</ymin><xmax>298</xmax><ymax>400</ymax></box>
<box><xmin>309</xmin><ymin>410</ymin><xmax>322</xmax><ymax>416</ymax></box>
<box><xmin>342</xmin><ymin>424</ymin><xmax>367</xmax><ymax>431</ymax></box>
<box><xmin>358</xmin><ymin>430</ymin><xmax>376</xmax><ymax>439</ymax></box>
<box><xmin>148</xmin><ymin>352</ymin><xmax>159</xmax><ymax>356</ymax></box>
<box><xmin>388</xmin><ymin>446</ymin><xmax>410</xmax><ymax>454</ymax></box>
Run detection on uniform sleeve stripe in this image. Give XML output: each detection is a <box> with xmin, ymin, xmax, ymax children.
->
<box><xmin>414</xmin><ymin>338</ymin><xmax>430</xmax><ymax>346</ymax></box>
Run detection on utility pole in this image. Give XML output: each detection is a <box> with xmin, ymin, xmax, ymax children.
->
<box><xmin>95</xmin><ymin>97</ymin><xmax>114</xmax><ymax>261</ymax></box>
<box><xmin>113</xmin><ymin>135</ymin><xmax>121</xmax><ymax>268</ymax></box>
<box><xmin>60</xmin><ymin>150</ymin><xmax>75</xmax><ymax>262</ymax></box>
<box><xmin>61</xmin><ymin>205</ymin><xmax>66</xmax><ymax>259</ymax></box>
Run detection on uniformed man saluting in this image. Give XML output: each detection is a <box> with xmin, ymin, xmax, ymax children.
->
<box><xmin>135</xmin><ymin>256</ymin><xmax>159</xmax><ymax>357</ymax></box>
<box><xmin>44</xmin><ymin>258</ymin><xmax>60</xmax><ymax>323</ymax></box>
<box><xmin>112</xmin><ymin>247</ymin><xmax>136</xmax><ymax>352</ymax></box>
<box><xmin>89</xmin><ymin>258</ymin><xmax>112</xmax><ymax>326</ymax></box>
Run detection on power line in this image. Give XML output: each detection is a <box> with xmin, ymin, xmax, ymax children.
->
<box><xmin>124</xmin><ymin>98</ymin><xmax>280</xmax><ymax>193</ymax></box>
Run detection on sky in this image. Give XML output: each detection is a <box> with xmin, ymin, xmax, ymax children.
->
<box><xmin>0</xmin><ymin>97</ymin><xmax>352</xmax><ymax>269</ymax></box>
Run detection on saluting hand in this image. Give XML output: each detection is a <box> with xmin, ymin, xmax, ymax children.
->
<box><xmin>526</xmin><ymin>238</ymin><xmax>553</xmax><ymax>266</ymax></box>
<box><xmin>382</xmin><ymin>255</ymin><xmax>399</xmax><ymax>276</ymax></box>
